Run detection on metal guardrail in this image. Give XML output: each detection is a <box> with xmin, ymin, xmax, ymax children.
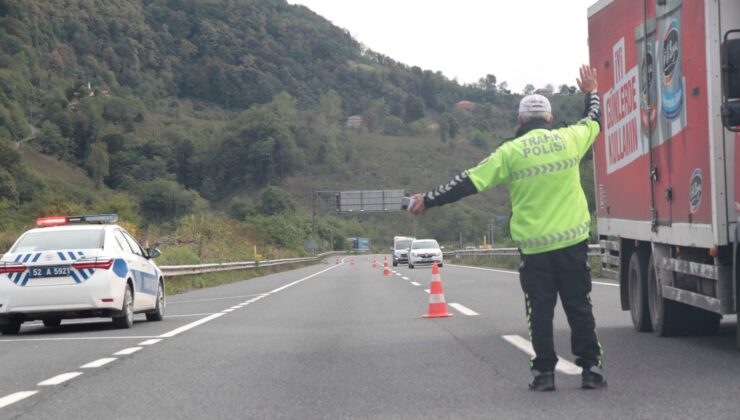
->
<box><xmin>444</xmin><ymin>244</ymin><xmax>601</xmax><ymax>258</ymax></box>
<box><xmin>160</xmin><ymin>252</ymin><xmax>341</xmax><ymax>278</ymax></box>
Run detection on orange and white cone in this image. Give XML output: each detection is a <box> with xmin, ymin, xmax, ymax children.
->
<box><xmin>383</xmin><ymin>259</ymin><xmax>390</xmax><ymax>276</ymax></box>
<box><xmin>350</xmin><ymin>257</ymin><xmax>355</xmax><ymax>267</ymax></box>
<box><xmin>335</xmin><ymin>257</ymin><xmax>340</xmax><ymax>265</ymax></box>
<box><xmin>422</xmin><ymin>262</ymin><xmax>452</xmax><ymax>318</ymax></box>
<box><xmin>372</xmin><ymin>256</ymin><xmax>377</xmax><ymax>269</ymax></box>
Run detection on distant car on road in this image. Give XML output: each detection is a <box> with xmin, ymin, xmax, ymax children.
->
<box><xmin>391</xmin><ymin>236</ymin><xmax>414</xmax><ymax>267</ymax></box>
<box><xmin>407</xmin><ymin>239</ymin><xmax>443</xmax><ymax>269</ymax></box>
<box><xmin>0</xmin><ymin>214</ymin><xmax>165</xmax><ymax>335</ymax></box>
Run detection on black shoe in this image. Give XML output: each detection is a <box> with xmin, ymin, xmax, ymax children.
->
<box><xmin>581</xmin><ymin>367</ymin><xmax>607</xmax><ymax>390</ymax></box>
<box><xmin>528</xmin><ymin>371</ymin><xmax>555</xmax><ymax>392</ymax></box>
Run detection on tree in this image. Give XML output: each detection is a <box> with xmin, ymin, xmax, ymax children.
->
<box><xmin>138</xmin><ymin>179</ymin><xmax>206</xmax><ymax>221</ymax></box>
<box><xmin>38</xmin><ymin>121</ymin><xmax>72</xmax><ymax>159</ymax></box>
<box><xmin>259</xmin><ymin>186</ymin><xmax>296</xmax><ymax>215</ymax></box>
<box><xmin>88</xmin><ymin>142</ymin><xmax>110</xmax><ymax>190</ymax></box>
<box><xmin>0</xmin><ymin>167</ymin><xmax>18</xmax><ymax>204</ymax></box>
<box><xmin>447</xmin><ymin>116</ymin><xmax>460</xmax><ymax>139</ymax></box>
<box><xmin>559</xmin><ymin>84</ymin><xmax>571</xmax><ymax>95</ymax></box>
<box><xmin>498</xmin><ymin>81</ymin><xmax>511</xmax><ymax>94</ymax></box>
<box><xmin>524</xmin><ymin>84</ymin><xmax>536</xmax><ymax>95</ymax></box>
<box><xmin>404</xmin><ymin>94</ymin><xmax>425</xmax><ymax>123</ymax></box>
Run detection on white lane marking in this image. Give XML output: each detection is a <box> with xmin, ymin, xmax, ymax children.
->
<box><xmin>0</xmin><ymin>391</ymin><xmax>38</xmax><ymax>408</ymax></box>
<box><xmin>593</xmin><ymin>281</ymin><xmax>618</xmax><ymax>287</ymax></box>
<box><xmin>502</xmin><ymin>335</ymin><xmax>581</xmax><ymax>375</ymax></box>
<box><xmin>158</xmin><ymin>264</ymin><xmax>339</xmax><ymax>339</ymax></box>
<box><xmin>395</xmin><ymin>273</ymin><xmax>402</xmax><ymax>276</ymax></box>
<box><xmin>0</xmin><ymin>336</ymin><xmax>156</xmax><ymax>343</ymax></box>
<box><xmin>402</xmin><ymin>276</ymin><xmax>410</xmax><ymax>280</ymax></box>
<box><xmin>222</xmin><ymin>309</ymin><xmax>235</xmax><ymax>313</ymax></box>
<box><xmin>448</xmin><ymin>264</ymin><xmax>617</xmax><ymax>285</ymax></box>
<box><xmin>267</xmin><ymin>263</ymin><xmax>340</xmax><ymax>294</ymax></box>
<box><xmin>424</xmin><ymin>289</ymin><xmax>430</xmax><ymax>294</ymax></box>
<box><xmin>168</xmin><ymin>294</ymin><xmax>268</xmax><ymax>305</ymax></box>
<box><xmin>114</xmin><ymin>347</ymin><xmax>143</xmax><ymax>356</ymax></box>
<box><xmin>449</xmin><ymin>303</ymin><xmax>479</xmax><ymax>316</ymax></box>
<box><xmin>229</xmin><ymin>305</ymin><xmax>241</xmax><ymax>309</ymax></box>
<box><xmin>138</xmin><ymin>339</ymin><xmax>161</xmax><ymax>346</ymax></box>
<box><xmin>38</xmin><ymin>372</ymin><xmax>83</xmax><ymax>386</ymax></box>
<box><xmin>158</xmin><ymin>313</ymin><xmax>226</xmax><ymax>338</ymax></box>
<box><xmin>166</xmin><ymin>313</ymin><xmax>219</xmax><ymax>318</ymax></box>
<box><xmin>411</xmin><ymin>282</ymin><xmax>421</xmax><ymax>286</ymax></box>
<box><xmin>81</xmin><ymin>358</ymin><xmax>117</xmax><ymax>368</ymax></box>
<box><xmin>447</xmin><ymin>264</ymin><xmax>518</xmax><ymax>275</ymax></box>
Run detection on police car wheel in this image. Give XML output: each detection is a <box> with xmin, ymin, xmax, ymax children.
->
<box><xmin>408</xmin><ymin>263</ymin><xmax>414</xmax><ymax>269</ymax></box>
<box><xmin>42</xmin><ymin>318</ymin><xmax>62</xmax><ymax>328</ymax></box>
<box><xmin>146</xmin><ymin>281</ymin><xmax>165</xmax><ymax>322</ymax></box>
<box><xmin>0</xmin><ymin>320</ymin><xmax>22</xmax><ymax>335</ymax></box>
<box><xmin>393</xmin><ymin>261</ymin><xmax>398</xmax><ymax>267</ymax></box>
<box><xmin>112</xmin><ymin>286</ymin><xmax>134</xmax><ymax>329</ymax></box>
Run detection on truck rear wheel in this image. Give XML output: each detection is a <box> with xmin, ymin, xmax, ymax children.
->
<box><xmin>647</xmin><ymin>255</ymin><xmax>687</xmax><ymax>336</ymax></box>
<box><xmin>628</xmin><ymin>250</ymin><xmax>652</xmax><ymax>332</ymax></box>
<box><xmin>688</xmin><ymin>307</ymin><xmax>721</xmax><ymax>336</ymax></box>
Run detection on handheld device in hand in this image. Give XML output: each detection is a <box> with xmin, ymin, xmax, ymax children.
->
<box><xmin>401</xmin><ymin>197</ymin><xmax>415</xmax><ymax>211</ymax></box>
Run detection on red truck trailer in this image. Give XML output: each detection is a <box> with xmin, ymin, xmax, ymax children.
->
<box><xmin>587</xmin><ymin>0</ymin><xmax>740</xmax><ymax>344</ymax></box>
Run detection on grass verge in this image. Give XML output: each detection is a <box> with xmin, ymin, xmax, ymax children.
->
<box><xmin>165</xmin><ymin>260</ymin><xmax>318</xmax><ymax>295</ymax></box>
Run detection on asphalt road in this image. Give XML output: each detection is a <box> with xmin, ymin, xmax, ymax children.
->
<box><xmin>1</xmin><ymin>256</ymin><xmax>739</xmax><ymax>419</ymax></box>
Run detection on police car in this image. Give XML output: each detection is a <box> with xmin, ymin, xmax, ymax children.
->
<box><xmin>0</xmin><ymin>214</ymin><xmax>165</xmax><ymax>335</ymax></box>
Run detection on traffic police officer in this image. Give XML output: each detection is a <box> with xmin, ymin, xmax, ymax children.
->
<box><xmin>409</xmin><ymin>65</ymin><xmax>605</xmax><ymax>391</ymax></box>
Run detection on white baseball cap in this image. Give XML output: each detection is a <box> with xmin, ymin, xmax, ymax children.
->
<box><xmin>519</xmin><ymin>94</ymin><xmax>551</xmax><ymax>114</ymax></box>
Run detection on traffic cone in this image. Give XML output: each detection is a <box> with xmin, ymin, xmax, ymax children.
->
<box><xmin>422</xmin><ymin>263</ymin><xmax>452</xmax><ymax>318</ymax></box>
<box><xmin>351</xmin><ymin>257</ymin><xmax>355</xmax><ymax>267</ymax></box>
<box><xmin>372</xmin><ymin>256</ymin><xmax>377</xmax><ymax>269</ymax></box>
<box><xmin>383</xmin><ymin>259</ymin><xmax>390</xmax><ymax>276</ymax></box>
<box><xmin>335</xmin><ymin>257</ymin><xmax>339</xmax><ymax>265</ymax></box>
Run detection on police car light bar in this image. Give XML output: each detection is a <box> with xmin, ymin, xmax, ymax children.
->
<box><xmin>36</xmin><ymin>214</ymin><xmax>119</xmax><ymax>227</ymax></box>
<box><xmin>36</xmin><ymin>216</ymin><xmax>68</xmax><ymax>227</ymax></box>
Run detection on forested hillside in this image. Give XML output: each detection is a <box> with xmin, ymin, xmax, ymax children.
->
<box><xmin>0</xmin><ymin>0</ymin><xmax>590</xmax><ymax>257</ymax></box>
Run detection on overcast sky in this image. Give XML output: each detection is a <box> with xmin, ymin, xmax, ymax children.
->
<box><xmin>288</xmin><ymin>0</ymin><xmax>597</xmax><ymax>93</ymax></box>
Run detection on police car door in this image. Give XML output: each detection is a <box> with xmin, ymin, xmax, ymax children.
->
<box><xmin>118</xmin><ymin>230</ymin><xmax>157</xmax><ymax>311</ymax></box>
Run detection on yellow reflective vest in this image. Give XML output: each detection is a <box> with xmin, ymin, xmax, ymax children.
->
<box><xmin>466</xmin><ymin>119</ymin><xmax>600</xmax><ymax>254</ymax></box>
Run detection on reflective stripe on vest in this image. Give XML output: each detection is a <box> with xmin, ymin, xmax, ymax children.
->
<box><xmin>517</xmin><ymin>221</ymin><xmax>590</xmax><ymax>250</ymax></box>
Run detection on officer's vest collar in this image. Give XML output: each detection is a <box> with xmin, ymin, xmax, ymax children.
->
<box><xmin>515</xmin><ymin>120</ymin><xmax>551</xmax><ymax>137</ymax></box>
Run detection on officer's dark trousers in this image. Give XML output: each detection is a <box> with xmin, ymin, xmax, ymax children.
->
<box><xmin>518</xmin><ymin>240</ymin><xmax>602</xmax><ymax>373</ymax></box>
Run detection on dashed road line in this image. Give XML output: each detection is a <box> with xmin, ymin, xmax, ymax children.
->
<box><xmin>502</xmin><ymin>335</ymin><xmax>581</xmax><ymax>375</ymax></box>
<box><xmin>114</xmin><ymin>347</ymin><xmax>142</xmax><ymax>356</ymax></box>
<box><xmin>411</xmin><ymin>282</ymin><xmax>421</xmax><ymax>286</ymax></box>
<box><xmin>223</xmin><ymin>309</ymin><xmax>235</xmax><ymax>313</ymax></box>
<box><xmin>0</xmin><ymin>391</ymin><xmax>38</xmax><ymax>409</ymax></box>
<box><xmin>449</xmin><ymin>303</ymin><xmax>479</xmax><ymax>316</ymax></box>
<box><xmin>38</xmin><ymin>372</ymin><xmax>83</xmax><ymax>386</ymax></box>
<box><xmin>138</xmin><ymin>339</ymin><xmax>161</xmax><ymax>346</ymax></box>
<box><xmin>424</xmin><ymin>289</ymin><xmax>430</xmax><ymax>294</ymax></box>
<box><xmin>402</xmin><ymin>276</ymin><xmax>409</xmax><ymax>280</ymax></box>
<box><xmin>80</xmin><ymin>358</ymin><xmax>117</xmax><ymax>368</ymax></box>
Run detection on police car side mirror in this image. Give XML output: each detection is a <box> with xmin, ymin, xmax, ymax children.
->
<box><xmin>146</xmin><ymin>247</ymin><xmax>161</xmax><ymax>259</ymax></box>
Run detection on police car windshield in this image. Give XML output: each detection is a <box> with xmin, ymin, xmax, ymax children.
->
<box><xmin>11</xmin><ymin>230</ymin><xmax>105</xmax><ymax>253</ymax></box>
<box><xmin>395</xmin><ymin>240</ymin><xmax>412</xmax><ymax>249</ymax></box>
<box><xmin>412</xmin><ymin>240</ymin><xmax>439</xmax><ymax>250</ymax></box>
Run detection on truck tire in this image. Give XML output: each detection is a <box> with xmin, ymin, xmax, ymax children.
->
<box><xmin>688</xmin><ymin>307</ymin><xmax>721</xmax><ymax>336</ymax></box>
<box><xmin>0</xmin><ymin>319</ymin><xmax>21</xmax><ymax>335</ymax></box>
<box><xmin>647</xmin><ymin>254</ymin><xmax>687</xmax><ymax>336</ymax></box>
<box><xmin>628</xmin><ymin>250</ymin><xmax>652</xmax><ymax>332</ymax></box>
